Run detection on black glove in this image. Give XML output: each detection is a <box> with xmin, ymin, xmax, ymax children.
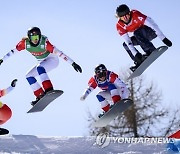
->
<box><xmin>162</xmin><ymin>38</ymin><xmax>172</xmax><ymax>47</ymax></box>
<box><xmin>72</xmin><ymin>62</ymin><xmax>82</xmax><ymax>73</ymax></box>
<box><xmin>0</xmin><ymin>59</ymin><xmax>3</xmax><ymax>65</ymax></box>
<box><xmin>11</xmin><ymin>79</ymin><xmax>18</xmax><ymax>87</ymax></box>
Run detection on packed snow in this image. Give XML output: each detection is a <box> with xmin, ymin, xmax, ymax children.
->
<box><xmin>0</xmin><ymin>135</ymin><xmax>171</xmax><ymax>154</ymax></box>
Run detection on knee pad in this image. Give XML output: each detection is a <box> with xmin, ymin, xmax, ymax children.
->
<box><xmin>37</xmin><ymin>66</ymin><xmax>46</xmax><ymax>75</ymax></box>
<box><xmin>26</xmin><ymin>76</ymin><xmax>37</xmax><ymax>85</ymax></box>
<box><xmin>96</xmin><ymin>94</ymin><xmax>105</xmax><ymax>102</ymax></box>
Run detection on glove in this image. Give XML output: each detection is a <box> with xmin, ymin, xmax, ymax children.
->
<box><xmin>11</xmin><ymin>79</ymin><xmax>18</xmax><ymax>87</ymax></box>
<box><xmin>72</xmin><ymin>62</ymin><xmax>82</xmax><ymax>73</ymax></box>
<box><xmin>0</xmin><ymin>59</ymin><xmax>3</xmax><ymax>65</ymax></box>
<box><xmin>0</xmin><ymin>101</ymin><xmax>3</xmax><ymax>108</ymax></box>
<box><xmin>162</xmin><ymin>38</ymin><xmax>172</xmax><ymax>47</ymax></box>
<box><xmin>80</xmin><ymin>95</ymin><xmax>86</xmax><ymax>101</ymax></box>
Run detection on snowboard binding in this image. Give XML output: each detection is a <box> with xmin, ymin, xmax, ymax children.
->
<box><xmin>130</xmin><ymin>55</ymin><xmax>147</xmax><ymax>72</ymax></box>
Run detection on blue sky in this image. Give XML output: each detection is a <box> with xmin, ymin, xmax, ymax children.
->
<box><xmin>0</xmin><ymin>0</ymin><xmax>179</xmax><ymax>136</ymax></box>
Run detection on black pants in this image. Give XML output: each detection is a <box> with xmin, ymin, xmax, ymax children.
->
<box><xmin>123</xmin><ymin>25</ymin><xmax>157</xmax><ymax>61</ymax></box>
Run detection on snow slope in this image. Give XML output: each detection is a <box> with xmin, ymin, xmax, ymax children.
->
<box><xmin>0</xmin><ymin>135</ymin><xmax>170</xmax><ymax>154</ymax></box>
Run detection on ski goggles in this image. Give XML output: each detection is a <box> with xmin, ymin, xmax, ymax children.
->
<box><xmin>30</xmin><ymin>35</ymin><xmax>39</xmax><ymax>41</ymax></box>
<box><xmin>95</xmin><ymin>68</ymin><xmax>107</xmax><ymax>74</ymax></box>
<box><xmin>120</xmin><ymin>14</ymin><xmax>130</xmax><ymax>21</ymax></box>
<box><xmin>96</xmin><ymin>71</ymin><xmax>107</xmax><ymax>78</ymax></box>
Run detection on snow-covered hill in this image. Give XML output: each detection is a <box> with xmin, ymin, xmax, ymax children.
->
<box><xmin>0</xmin><ymin>135</ymin><xmax>170</xmax><ymax>154</ymax></box>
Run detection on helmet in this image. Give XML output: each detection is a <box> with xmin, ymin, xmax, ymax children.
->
<box><xmin>116</xmin><ymin>4</ymin><xmax>130</xmax><ymax>17</ymax></box>
<box><xmin>27</xmin><ymin>27</ymin><xmax>41</xmax><ymax>38</ymax></box>
<box><xmin>95</xmin><ymin>64</ymin><xmax>107</xmax><ymax>78</ymax></box>
<box><xmin>27</xmin><ymin>27</ymin><xmax>41</xmax><ymax>46</ymax></box>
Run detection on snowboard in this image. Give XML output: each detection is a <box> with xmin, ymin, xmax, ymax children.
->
<box><xmin>0</xmin><ymin>128</ymin><xmax>9</xmax><ymax>135</ymax></box>
<box><xmin>92</xmin><ymin>99</ymin><xmax>133</xmax><ymax>127</ymax></box>
<box><xmin>128</xmin><ymin>46</ymin><xmax>168</xmax><ymax>79</ymax></box>
<box><xmin>27</xmin><ymin>90</ymin><xmax>63</xmax><ymax>113</ymax></box>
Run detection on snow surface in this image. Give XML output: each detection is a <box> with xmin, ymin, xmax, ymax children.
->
<box><xmin>0</xmin><ymin>135</ymin><xmax>170</xmax><ymax>154</ymax></box>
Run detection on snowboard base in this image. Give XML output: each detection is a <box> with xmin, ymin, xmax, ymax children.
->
<box><xmin>27</xmin><ymin>90</ymin><xmax>63</xmax><ymax>113</ymax></box>
<box><xmin>92</xmin><ymin>99</ymin><xmax>133</xmax><ymax>127</ymax></box>
<box><xmin>128</xmin><ymin>46</ymin><xmax>168</xmax><ymax>79</ymax></box>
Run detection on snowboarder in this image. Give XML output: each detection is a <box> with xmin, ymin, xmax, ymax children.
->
<box><xmin>0</xmin><ymin>79</ymin><xmax>17</xmax><ymax>135</ymax></box>
<box><xmin>116</xmin><ymin>4</ymin><xmax>172</xmax><ymax>71</ymax></box>
<box><xmin>80</xmin><ymin>64</ymin><xmax>130</xmax><ymax>116</ymax></box>
<box><xmin>0</xmin><ymin>27</ymin><xmax>82</xmax><ymax>105</ymax></box>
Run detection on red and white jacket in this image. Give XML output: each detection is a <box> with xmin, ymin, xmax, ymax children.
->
<box><xmin>116</xmin><ymin>10</ymin><xmax>166</xmax><ymax>55</ymax></box>
<box><xmin>83</xmin><ymin>71</ymin><xmax>127</xmax><ymax>98</ymax></box>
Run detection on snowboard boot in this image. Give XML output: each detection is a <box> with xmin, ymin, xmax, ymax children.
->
<box><xmin>110</xmin><ymin>104</ymin><xmax>115</xmax><ymax>109</ymax></box>
<box><xmin>143</xmin><ymin>46</ymin><xmax>156</xmax><ymax>58</ymax></box>
<box><xmin>145</xmin><ymin>50</ymin><xmax>152</xmax><ymax>56</ymax></box>
<box><xmin>45</xmin><ymin>87</ymin><xmax>54</xmax><ymax>94</ymax></box>
<box><xmin>98</xmin><ymin>107</ymin><xmax>111</xmax><ymax>118</ymax></box>
<box><xmin>98</xmin><ymin>111</ymin><xmax>105</xmax><ymax>118</ymax></box>
<box><xmin>31</xmin><ymin>97</ymin><xmax>40</xmax><ymax>106</ymax></box>
<box><xmin>134</xmin><ymin>52</ymin><xmax>144</xmax><ymax>64</ymax></box>
<box><xmin>130</xmin><ymin>52</ymin><xmax>144</xmax><ymax>72</ymax></box>
<box><xmin>31</xmin><ymin>93</ymin><xmax>45</xmax><ymax>106</ymax></box>
<box><xmin>143</xmin><ymin>50</ymin><xmax>153</xmax><ymax>58</ymax></box>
